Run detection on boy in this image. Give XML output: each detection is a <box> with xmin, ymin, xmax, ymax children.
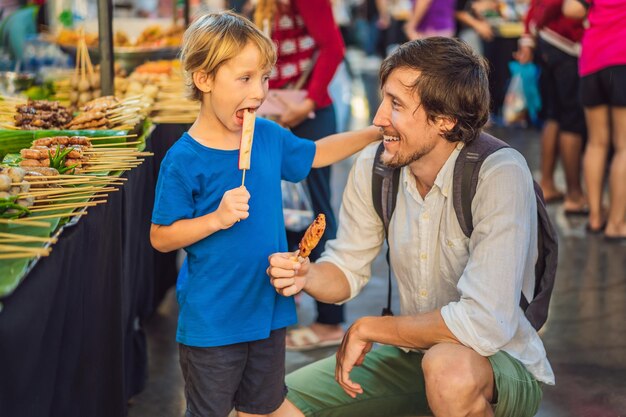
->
<box><xmin>150</xmin><ymin>11</ymin><xmax>378</xmax><ymax>417</ymax></box>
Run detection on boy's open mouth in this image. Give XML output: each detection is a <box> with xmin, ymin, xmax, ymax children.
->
<box><xmin>236</xmin><ymin>108</ymin><xmax>257</xmax><ymax>119</ymax></box>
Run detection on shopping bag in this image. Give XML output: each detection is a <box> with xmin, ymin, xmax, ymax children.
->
<box><xmin>281</xmin><ymin>180</ymin><xmax>314</xmax><ymax>232</ymax></box>
<box><xmin>503</xmin><ymin>72</ymin><xmax>527</xmax><ymax>125</ymax></box>
<box><xmin>504</xmin><ymin>61</ymin><xmax>542</xmax><ymax>126</ymax></box>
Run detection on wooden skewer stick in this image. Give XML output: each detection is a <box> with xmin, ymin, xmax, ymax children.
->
<box><xmin>0</xmin><ymin>218</ymin><xmax>50</xmax><ymax>228</ymax></box>
<box><xmin>19</xmin><ymin>186</ymin><xmax>118</xmax><ymax>198</ymax></box>
<box><xmin>83</xmin><ymin>134</ymin><xmax>138</xmax><ymax>141</ymax></box>
<box><xmin>25</xmin><ymin>175</ymin><xmax>126</xmax><ymax>181</ymax></box>
<box><xmin>0</xmin><ymin>252</ymin><xmax>46</xmax><ymax>260</ymax></box>
<box><xmin>91</xmin><ymin>141</ymin><xmax>142</xmax><ymax>148</ymax></box>
<box><xmin>0</xmin><ymin>244</ymin><xmax>50</xmax><ymax>255</ymax></box>
<box><xmin>35</xmin><ymin>194</ymin><xmax>109</xmax><ymax>203</ymax></box>
<box><xmin>24</xmin><ymin>178</ymin><xmax>124</xmax><ymax>186</ymax></box>
<box><xmin>0</xmin><ymin>232</ymin><xmax>58</xmax><ymax>244</ymax></box>
<box><xmin>12</xmin><ymin>212</ymin><xmax>88</xmax><ymax>222</ymax></box>
<box><xmin>29</xmin><ymin>201</ymin><xmax>104</xmax><ymax>212</ymax></box>
<box><xmin>84</xmin><ymin>151</ymin><xmax>152</xmax><ymax>156</ymax></box>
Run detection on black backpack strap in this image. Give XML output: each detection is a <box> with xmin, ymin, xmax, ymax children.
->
<box><xmin>453</xmin><ymin>132</ymin><xmax>510</xmax><ymax>238</ymax></box>
<box><xmin>372</xmin><ymin>142</ymin><xmax>400</xmax><ymax>316</ymax></box>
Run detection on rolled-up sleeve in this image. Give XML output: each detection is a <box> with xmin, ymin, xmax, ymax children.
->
<box><xmin>318</xmin><ymin>144</ymin><xmax>385</xmax><ymax>303</ymax></box>
<box><xmin>441</xmin><ymin>150</ymin><xmax>538</xmax><ymax>356</ymax></box>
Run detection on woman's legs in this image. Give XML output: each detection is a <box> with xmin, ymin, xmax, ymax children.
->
<box><xmin>583</xmin><ymin>106</ymin><xmax>610</xmax><ymax>230</ymax></box>
<box><xmin>560</xmin><ymin>130</ymin><xmax>586</xmax><ymax>212</ymax></box>
<box><xmin>539</xmin><ymin>120</ymin><xmax>564</xmax><ymax>201</ymax></box>
<box><xmin>606</xmin><ymin>107</ymin><xmax>626</xmax><ymax>238</ymax></box>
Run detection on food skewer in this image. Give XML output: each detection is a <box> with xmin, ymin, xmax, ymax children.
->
<box><xmin>291</xmin><ymin>214</ymin><xmax>326</xmax><ymax>261</ymax></box>
<box><xmin>239</xmin><ymin>110</ymin><xmax>255</xmax><ymax>186</ymax></box>
<box><xmin>0</xmin><ymin>218</ymin><xmax>50</xmax><ymax>227</ymax></box>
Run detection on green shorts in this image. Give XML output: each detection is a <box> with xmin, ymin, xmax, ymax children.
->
<box><xmin>286</xmin><ymin>345</ymin><xmax>543</xmax><ymax>417</ymax></box>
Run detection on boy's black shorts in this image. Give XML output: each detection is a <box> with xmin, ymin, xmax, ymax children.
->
<box><xmin>179</xmin><ymin>328</ymin><xmax>287</xmax><ymax>417</ymax></box>
<box><xmin>581</xmin><ymin>65</ymin><xmax>626</xmax><ymax>107</ymax></box>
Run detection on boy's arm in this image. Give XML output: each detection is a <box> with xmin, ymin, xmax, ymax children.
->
<box><xmin>150</xmin><ymin>186</ymin><xmax>250</xmax><ymax>253</ymax></box>
<box><xmin>312</xmin><ymin>126</ymin><xmax>380</xmax><ymax>168</ymax></box>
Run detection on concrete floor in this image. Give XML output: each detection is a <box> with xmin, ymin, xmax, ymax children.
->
<box><xmin>128</xmin><ymin>53</ymin><xmax>626</xmax><ymax>417</ymax></box>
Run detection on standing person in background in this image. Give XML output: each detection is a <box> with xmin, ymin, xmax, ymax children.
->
<box><xmin>254</xmin><ymin>0</ymin><xmax>348</xmax><ymax>350</ymax></box>
<box><xmin>514</xmin><ymin>0</ymin><xmax>587</xmax><ymax>213</ymax></box>
<box><xmin>404</xmin><ymin>0</ymin><xmax>456</xmax><ymax>40</ymax></box>
<box><xmin>564</xmin><ymin>0</ymin><xmax>626</xmax><ymax>239</ymax></box>
<box><xmin>455</xmin><ymin>0</ymin><xmax>495</xmax><ymax>54</ymax></box>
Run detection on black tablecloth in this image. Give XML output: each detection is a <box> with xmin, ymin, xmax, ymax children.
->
<box><xmin>0</xmin><ymin>124</ymin><xmax>187</xmax><ymax>417</ymax></box>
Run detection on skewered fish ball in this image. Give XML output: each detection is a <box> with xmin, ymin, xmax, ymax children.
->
<box><xmin>78</xmin><ymin>91</ymin><xmax>93</xmax><ymax>106</ymax></box>
<box><xmin>78</xmin><ymin>78</ymin><xmax>91</xmax><ymax>92</ymax></box>
<box><xmin>0</xmin><ymin>174</ymin><xmax>11</xmax><ymax>191</ymax></box>
<box><xmin>0</xmin><ymin>191</ymin><xmax>10</xmax><ymax>199</ymax></box>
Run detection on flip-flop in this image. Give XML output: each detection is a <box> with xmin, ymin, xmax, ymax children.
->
<box><xmin>604</xmin><ymin>235</ymin><xmax>626</xmax><ymax>244</ymax></box>
<box><xmin>564</xmin><ymin>206</ymin><xmax>590</xmax><ymax>216</ymax></box>
<box><xmin>544</xmin><ymin>193</ymin><xmax>565</xmax><ymax>204</ymax></box>
<box><xmin>286</xmin><ymin>326</ymin><xmax>343</xmax><ymax>352</ymax></box>
<box><xmin>586</xmin><ymin>222</ymin><xmax>606</xmax><ymax>234</ymax></box>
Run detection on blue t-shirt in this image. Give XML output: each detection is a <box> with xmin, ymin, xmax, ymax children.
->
<box><xmin>152</xmin><ymin>118</ymin><xmax>316</xmax><ymax>347</ymax></box>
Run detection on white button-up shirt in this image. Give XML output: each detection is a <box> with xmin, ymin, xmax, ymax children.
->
<box><xmin>319</xmin><ymin>142</ymin><xmax>555</xmax><ymax>384</ymax></box>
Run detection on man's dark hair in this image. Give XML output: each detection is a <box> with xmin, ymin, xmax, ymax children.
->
<box><xmin>379</xmin><ymin>37</ymin><xmax>490</xmax><ymax>143</ymax></box>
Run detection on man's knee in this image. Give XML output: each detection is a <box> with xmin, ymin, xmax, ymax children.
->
<box><xmin>422</xmin><ymin>343</ymin><xmax>494</xmax><ymax>409</ymax></box>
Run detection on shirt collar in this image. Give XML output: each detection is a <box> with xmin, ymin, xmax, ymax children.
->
<box><xmin>402</xmin><ymin>142</ymin><xmax>464</xmax><ymax>198</ymax></box>
<box><xmin>434</xmin><ymin>142</ymin><xmax>464</xmax><ymax>198</ymax></box>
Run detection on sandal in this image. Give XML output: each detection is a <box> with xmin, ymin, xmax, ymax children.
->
<box><xmin>286</xmin><ymin>326</ymin><xmax>344</xmax><ymax>352</ymax></box>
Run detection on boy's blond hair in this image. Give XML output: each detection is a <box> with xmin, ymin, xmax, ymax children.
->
<box><xmin>180</xmin><ymin>11</ymin><xmax>277</xmax><ymax>101</ymax></box>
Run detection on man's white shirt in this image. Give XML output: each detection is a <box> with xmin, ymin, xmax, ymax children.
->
<box><xmin>318</xmin><ymin>141</ymin><xmax>555</xmax><ymax>385</ymax></box>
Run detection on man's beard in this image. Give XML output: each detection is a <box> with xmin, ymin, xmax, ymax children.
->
<box><xmin>381</xmin><ymin>142</ymin><xmax>435</xmax><ymax>168</ymax></box>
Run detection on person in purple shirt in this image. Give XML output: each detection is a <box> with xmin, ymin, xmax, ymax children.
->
<box><xmin>405</xmin><ymin>0</ymin><xmax>457</xmax><ymax>39</ymax></box>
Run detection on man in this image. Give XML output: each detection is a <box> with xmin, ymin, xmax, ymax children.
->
<box><xmin>268</xmin><ymin>37</ymin><xmax>554</xmax><ymax>417</ymax></box>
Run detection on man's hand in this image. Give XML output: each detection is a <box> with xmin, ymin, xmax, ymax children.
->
<box><xmin>267</xmin><ymin>252</ymin><xmax>309</xmax><ymax>296</ymax></box>
<box><xmin>278</xmin><ymin>97</ymin><xmax>315</xmax><ymax>129</ymax></box>
<box><xmin>215</xmin><ymin>186</ymin><xmax>250</xmax><ymax>229</ymax></box>
<box><xmin>335</xmin><ymin>318</ymin><xmax>374</xmax><ymax>398</ymax></box>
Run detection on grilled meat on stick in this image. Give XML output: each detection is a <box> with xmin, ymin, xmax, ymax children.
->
<box><xmin>21</xmin><ymin>146</ymin><xmax>84</xmax><ymax>160</ymax></box>
<box><xmin>239</xmin><ymin>110</ymin><xmax>255</xmax><ymax>186</ymax></box>
<box><xmin>295</xmin><ymin>214</ymin><xmax>326</xmax><ymax>259</ymax></box>
<box><xmin>82</xmin><ymin>96</ymin><xmax>120</xmax><ymax>112</ymax></box>
<box><xmin>32</xmin><ymin>136</ymin><xmax>92</xmax><ymax>148</ymax></box>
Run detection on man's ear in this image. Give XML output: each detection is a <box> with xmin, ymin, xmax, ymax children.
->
<box><xmin>193</xmin><ymin>70</ymin><xmax>213</xmax><ymax>94</ymax></box>
<box><xmin>437</xmin><ymin>116</ymin><xmax>456</xmax><ymax>135</ymax></box>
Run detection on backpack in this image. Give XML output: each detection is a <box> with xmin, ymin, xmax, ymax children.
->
<box><xmin>371</xmin><ymin>132</ymin><xmax>558</xmax><ymax>331</ymax></box>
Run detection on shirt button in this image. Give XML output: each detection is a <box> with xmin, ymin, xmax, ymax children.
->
<box><xmin>420</xmin><ymin>253</ymin><xmax>428</xmax><ymax>260</ymax></box>
<box><xmin>419</xmin><ymin>289</ymin><xmax>428</xmax><ymax>297</ymax></box>
<box><xmin>422</xmin><ymin>212</ymin><xmax>429</xmax><ymax>220</ymax></box>
<box><xmin>446</xmin><ymin>239</ymin><xmax>454</xmax><ymax>247</ymax></box>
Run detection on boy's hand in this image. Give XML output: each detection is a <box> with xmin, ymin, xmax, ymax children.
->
<box><xmin>216</xmin><ymin>186</ymin><xmax>250</xmax><ymax>229</ymax></box>
<box><xmin>513</xmin><ymin>46</ymin><xmax>533</xmax><ymax>64</ymax></box>
<box><xmin>267</xmin><ymin>252</ymin><xmax>309</xmax><ymax>296</ymax></box>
